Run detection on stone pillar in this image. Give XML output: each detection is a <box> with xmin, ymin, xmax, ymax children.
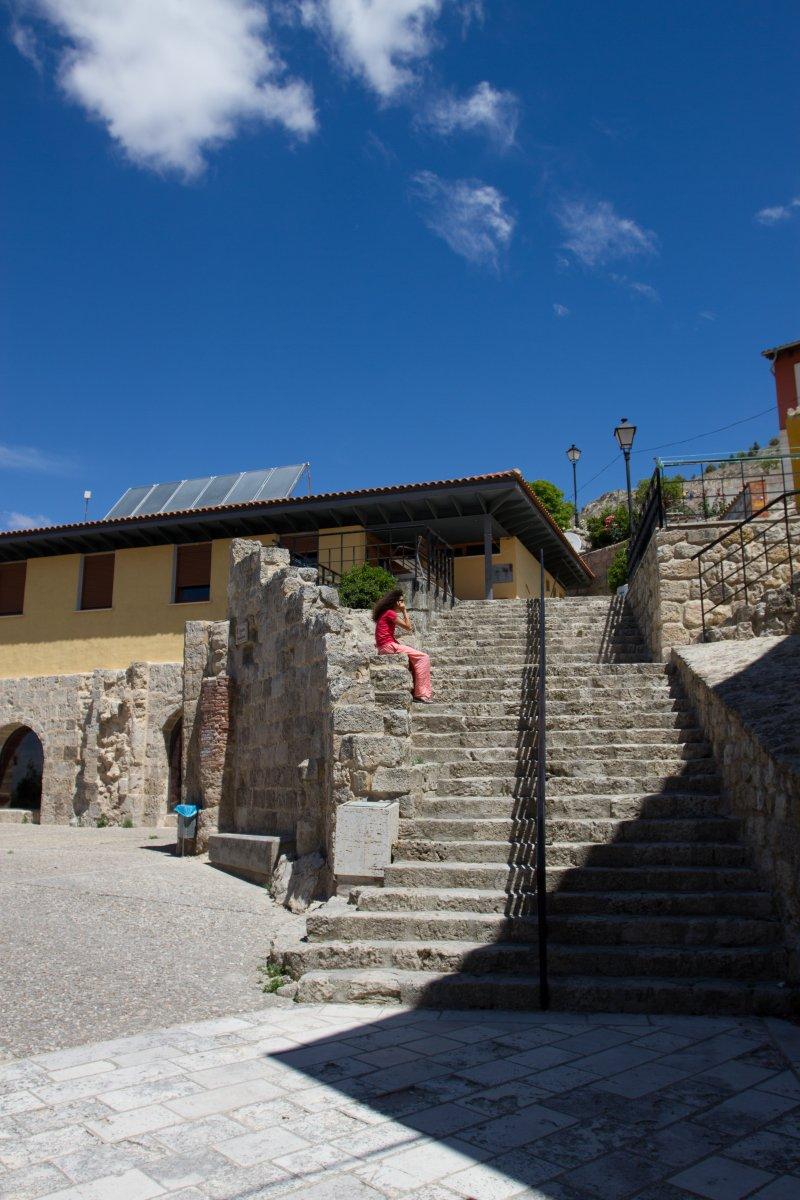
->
<box><xmin>195</xmin><ymin>674</ymin><xmax>231</xmax><ymax>852</ymax></box>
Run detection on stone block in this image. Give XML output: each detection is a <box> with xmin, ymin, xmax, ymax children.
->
<box><xmin>208</xmin><ymin>833</ymin><xmax>283</xmax><ymax>885</ymax></box>
<box><xmin>333</xmin><ymin>800</ymin><xmax>399</xmax><ymax>881</ymax></box>
<box><xmin>332</xmin><ymin>705</ymin><xmax>384</xmax><ymax>734</ymax></box>
<box><xmin>371</xmin><ymin>765</ymin><xmax>426</xmax><ymax>798</ymax></box>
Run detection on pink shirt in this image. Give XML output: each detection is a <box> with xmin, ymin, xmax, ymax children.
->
<box><xmin>375</xmin><ymin>609</ymin><xmax>397</xmax><ymax>650</ymax></box>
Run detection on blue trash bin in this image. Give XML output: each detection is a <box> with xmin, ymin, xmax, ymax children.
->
<box><xmin>175</xmin><ymin>804</ymin><xmax>199</xmax><ymax>855</ymax></box>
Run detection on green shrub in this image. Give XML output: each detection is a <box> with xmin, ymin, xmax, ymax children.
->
<box><xmin>338</xmin><ymin>563</ymin><xmax>398</xmax><ymax>610</ymax></box>
<box><xmin>527</xmin><ymin>479</ymin><xmax>574</xmax><ymax>530</ymax></box>
<box><xmin>586</xmin><ymin>503</ymin><xmax>630</xmax><ymax>549</ymax></box>
<box><xmin>607</xmin><ymin>545</ymin><xmax>629</xmax><ymax>592</ymax></box>
<box><xmin>96</xmin><ymin>813</ymin><xmax>109</xmax><ymax>828</ymax></box>
<box><xmin>122</xmin><ymin>817</ymin><xmax>134</xmax><ymax>829</ymax></box>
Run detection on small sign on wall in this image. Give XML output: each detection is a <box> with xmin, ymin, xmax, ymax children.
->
<box><xmin>492</xmin><ymin>563</ymin><xmax>514</xmax><ymax>584</ymax></box>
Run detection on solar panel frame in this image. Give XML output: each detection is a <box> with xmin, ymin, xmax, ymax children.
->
<box><xmin>103</xmin><ymin>463</ymin><xmax>309</xmax><ymax>520</ymax></box>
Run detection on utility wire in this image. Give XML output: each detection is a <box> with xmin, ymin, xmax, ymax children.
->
<box><xmin>575</xmin><ymin>404</ymin><xmax>776</xmax><ymax>497</ymax></box>
<box><xmin>632</xmin><ymin>405</ymin><xmax>775</xmax><ymax>456</ymax></box>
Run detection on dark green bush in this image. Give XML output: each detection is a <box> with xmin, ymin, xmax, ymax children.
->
<box><xmin>338</xmin><ymin>563</ymin><xmax>398</xmax><ymax>609</ymax></box>
<box><xmin>607</xmin><ymin>545</ymin><xmax>629</xmax><ymax>592</ymax></box>
<box><xmin>527</xmin><ymin>479</ymin><xmax>574</xmax><ymax>530</ymax></box>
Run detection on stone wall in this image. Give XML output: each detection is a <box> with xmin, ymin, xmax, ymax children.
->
<box><xmin>673</xmin><ymin>637</ymin><xmax>800</xmax><ymax>981</ymax></box>
<box><xmin>628</xmin><ymin>520</ymin><xmax>800</xmax><ymax>660</ymax></box>
<box><xmin>569</xmin><ymin>541</ymin><xmax>625</xmax><ymax>596</ymax></box>
<box><xmin>0</xmin><ymin>663</ymin><xmax>182</xmax><ymax>825</ymax></box>
<box><xmin>214</xmin><ymin>540</ymin><xmax>427</xmax><ymax>891</ymax></box>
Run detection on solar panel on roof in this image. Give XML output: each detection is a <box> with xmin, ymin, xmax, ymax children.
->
<box><xmin>103</xmin><ymin>464</ymin><xmax>308</xmax><ymax>519</ymax></box>
<box><xmin>105</xmin><ymin>485</ymin><xmax>156</xmax><ymax>520</ymax></box>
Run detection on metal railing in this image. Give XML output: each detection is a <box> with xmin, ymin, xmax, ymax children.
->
<box><xmin>627</xmin><ymin>467</ymin><xmax>664</xmax><ymax>576</ymax></box>
<box><xmin>535</xmin><ymin>548</ymin><xmax>549</xmax><ymax>1009</ymax></box>
<box><xmin>658</xmin><ymin>453</ymin><xmax>800</xmax><ymax>525</ymax></box>
<box><xmin>283</xmin><ymin>527</ymin><xmax>456</xmax><ymax>606</ymax></box>
<box><xmin>691</xmin><ymin>490</ymin><xmax>800</xmax><ymax>639</ymax></box>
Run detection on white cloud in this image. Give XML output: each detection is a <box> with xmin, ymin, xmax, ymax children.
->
<box><xmin>553</xmin><ymin>303</ymin><xmax>569</xmax><ymax>318</ymax></box>
<box><xmin>422</xmin><ymin>81</ymin><xmax>519</xmax><ymax>148</ymax></box>
<box><xmin>0</xmin><ymin>443</ymin><xmax>71</xmax><ymax>473</ymax></box>
<box><xmin>609</xmin><ymin>274</ymin><xmax>659</xmax><ymax>302</ymax></box>
<box><xmin>411</xmin><ymin>171</ymin><xmax>514</xmax><ymax>269</ymax></box>
<box><xmin>301</xmin><ymin>0</ymin><xmax>443</xmax><ymax>97</ymax></box>
<box><xmin>2</xmin><ymin>511</ymin><xmax>53</xmax><ymax>531</ymax></box>
<box><xmin>556</xmin><ymin>198</ymin><xmax>658</xmax><ymax>268</ymax></box>
<box><xmin>755</xmin><ymin>198</ymin><xmax>800</xmax><ymax>226</ymax></box>
<box><xmin>699</xmin><ymin>309</ymin><xmax>716</xmax><ymax>322</ymax></box>
<box><xmin>14</xmin><ymin>0</ymin><xmax>316</xmax><ymax>177</ymax></box>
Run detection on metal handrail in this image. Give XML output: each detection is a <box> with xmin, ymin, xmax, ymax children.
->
<box><xmin>691</xmin><ymin>489</ymin><xmax>800</xmax><ymax>639</ymax></box>
<box><xmin>627</xmin><ymin>466</ymin><xmax>664</xmax><ymax>577</ymax></box>
<box><xmin>536</xmin><ymin>548</ymin><xmax>549</xmax><ymax>1009</ymax></box>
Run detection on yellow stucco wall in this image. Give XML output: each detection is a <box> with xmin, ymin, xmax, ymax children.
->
<box><xmin>788</xmin><ymin>410</ymin><xmax>800</xmax><ymax>505</ymax></box>
<box><xmin>453</xmin><ymin>537</ymin><xmax>565</xmax><ymax>600</ymax></box>
<box><xmin>0</xmin><ymin>534</ymin><xmax>277</xmax><ymax>679</ymax></box>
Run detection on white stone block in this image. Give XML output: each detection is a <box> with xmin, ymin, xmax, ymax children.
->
<box><xmin>333</xmin><ymin>800</ymin><xmax>399</xmax><ymax>882</ymax></box>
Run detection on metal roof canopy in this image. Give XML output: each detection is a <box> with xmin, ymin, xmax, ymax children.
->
<box><xmin>0</xmin><ymin>473</ymin><xmax>591</xmax><ymax>588</ymax></box>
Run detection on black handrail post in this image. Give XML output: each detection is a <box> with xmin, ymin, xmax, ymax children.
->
<box><xmin>783</xmin><ymin>493</ymin><xmax>795</xmax><ymax>592</ymax></box>
<box><xmin>536</xmin><ymin>548</ymin><xmax>549</xmax><ymax>1010</ymax></box>
<box><xmin>739</xmin><ymin>524</ymin><xmax>749</xmax><ymax>606</ymax></box>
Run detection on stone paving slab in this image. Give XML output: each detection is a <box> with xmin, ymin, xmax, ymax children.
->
<box><xmin>1</xmin><ymin>1005</ymin><xmax>799</xmax><ymax>1200</ymax></box>
<box><xmin>0</xmin><ymin>827</ymin><xmax>303</xmax><ymax>1060</ymax></box>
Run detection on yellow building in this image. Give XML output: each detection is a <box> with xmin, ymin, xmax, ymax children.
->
<box><xmin>0</xmin><ymin>468</ymin><xmax>591</xmax><ymax>680</ymax></box>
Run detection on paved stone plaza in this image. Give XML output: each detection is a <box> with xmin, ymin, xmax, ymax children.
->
<box><xmin>0</xmin><ymin>827</ymin><xmax>301</xmax><ymax>1061</ymax></box>
<box><xmin>1</xmin><ymin>1003</ymin><xmax>800</xmax><ymax>1199</ymax></box>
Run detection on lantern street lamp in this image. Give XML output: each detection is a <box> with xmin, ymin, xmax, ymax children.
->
<box><xmin>565</xmin><ymin>444</ymin><xmax>581</xmax><ymax>528</ymax></box>
<box><xmin>614</xmin><ymin>418</ymin><xmax>637</xmax><ymax>531</ymax></box>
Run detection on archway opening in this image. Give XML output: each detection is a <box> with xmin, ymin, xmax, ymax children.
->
<box><xmin>165</xmin><ymin>717</ymin><xmax>183</xmax><ymax>813</ymax></box>
<box><xmin>0</xmin><ymin>726</ymin><xmax>43</xmax><ymax>812</ymax></box>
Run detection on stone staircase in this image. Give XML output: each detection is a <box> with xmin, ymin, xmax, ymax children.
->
<box><xmin>283</xmin><ymin>596</ymin><xmax>795</xmax><ymax>1015</ymax></box>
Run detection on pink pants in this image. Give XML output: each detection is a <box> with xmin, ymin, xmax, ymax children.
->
<box><xmin>379</xmin><ymin>641</ymin><xmax>433</xmax><ymax>700</ymax></box>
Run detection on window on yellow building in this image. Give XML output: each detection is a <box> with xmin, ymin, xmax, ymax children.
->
<box><xmin>0</xmin><ymin>562</ymin><xmax>26</xmax><ymax>616</ymax></box>
<box><xmin>80</xmin><ymin>553</ymin><xmax>115</xmax><ymax>610</ymax></box>
<box><xmin>174</xmin><ymin>543</ymin><xmax>212</xmax><ymax>603</ymax></box>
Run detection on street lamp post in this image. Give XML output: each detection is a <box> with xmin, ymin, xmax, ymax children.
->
<box><xmin>566</xmin><ymin>444</ymin><xmax>581</xmax><ymax>528</ymax></box>
<box><xmin>614</xmin><ymin>418</ymin><xmax>637</xmax><ymax>531</ymax></box>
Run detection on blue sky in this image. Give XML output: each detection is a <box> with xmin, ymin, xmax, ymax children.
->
<box><xmin>1</xmin><ymin>0</ymin><xmax>798</xmax><ymax>530</ymax></box>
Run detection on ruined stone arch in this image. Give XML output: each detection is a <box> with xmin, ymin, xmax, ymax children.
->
<box><xmin>0</xmin><ymin>721</ymin><xmax>45</xmax><ymax>813</ymax></box>
<box><xmin>163</xmin><ymin>711</ymin><xmax>183</xmax><ymax>814</ymax></box>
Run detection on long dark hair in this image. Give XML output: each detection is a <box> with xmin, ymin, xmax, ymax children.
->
<box><xmin>372</xmin><ymin>587</ymin><xmax>404</xmax><ymax>622</ymax></box>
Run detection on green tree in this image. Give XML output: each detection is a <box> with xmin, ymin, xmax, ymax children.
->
<box><xmin>585</xmin><ymin>503</ymin><xmax>630</xmax><ymax>549</ymax></box>
<box><xmin>338</xmin><ymin>563</ymin><xmax>397</xmax><ymax>610</ymax></box>
<box><xmin>607</xmin><ymin>545</ymin><xmax>628</xmax><ymax>592</ymax></box>
<box><xmin>527</xmin><ymin>479</ymin><xmax>574</xmax><ymax>530</ymax></box>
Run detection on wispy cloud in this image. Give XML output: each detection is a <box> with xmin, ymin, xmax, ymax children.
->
<box><xmin>555</xmin><ymin>198</ymin><xmax>658</xmax><ymax>268</ymax></box>
<box><xmin>410</xmin><ymin>171</ymin><xmax>515</xmax><ymax>269</ymax></box>
<box><xmin>13</xmin><ymin>0</ymin><xmax>316</xmax><ymax>178</ymax></box>
<box><xmin>421</xmin><ymin>81</ymin><xmax>520</xmax><ymax>149</ymax></box>
<box><xmin>301</xmin><ymin>0</ymin><xmax>443</xmax><ymax>98</ymax></box>
<box><xmin>0</xmin><ymin>443</ymin><xmax>72</xmax><ymax>473</ymax></box>
<box><xmin>553</xmin><ymin>303</ymin><xmax>570</xmax><ymax>318</ymax></box>
<box><xmin>2</xmin><ymin>511</ymin><xmax>53</xmax><ymax>532</ymax></box>
<box><xmin>754</xmin><ymin>197</ymin><xmax>800</xmax><ymax>226</ymax></box>
<box><xmin>698</xmin><ymin>309</ymin><xmax>716</xmax><ymax>322</ymax></box>
<box><xmin>610</xmin><ymin>273</ymin><xmax>660</xmax><ymax>302</ymax></box>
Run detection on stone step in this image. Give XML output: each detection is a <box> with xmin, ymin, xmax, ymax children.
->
<box><xmin>384</xmin><ymin>859</ymin><xmax>537</xmax><ymax>888</ymax></box>
<box><xmin>545</xmin><ymin>841</ymin><xmax>749</xmax><ymax>869</ymax></box>
<box><xmin>546</xmin><ymin>774</ymin><xmax>722</xmax><ymax>796</ymax></box>
<box><xmin>426</xmin><ymin>744</ymin><xmax>713</xmax><ymax>770</ymax></box>
<box><xmin>400</xmin><ymin>816</ymin><xmax>738</xmax><ymax>844</ymax></box>
<box><xmin>548</xmin><ymin>890</ymin><xmax>775</xmax><ymax>918</ymax></box>
<box><xmin>306</xmin><ymin>908</ymin><xmax>781</xmax><ymax>949</ymax></box>
<box><xmin>416</xmin><ymin>793</ymin><xmax>728</xmax><ymax>819</ymax></box>
<box><xmin>384</xmin><ymin>859</ymin><xmax>762</xmax><ymax>891</ymax></box>
<box><xmin>411</xmin><ymin>727</ymin><xmax>703</xmax><ymax>749</ymax></box>
<box><xmin>355</xmin><ymin>886</ymin><xmax>513</xmax><ymax>913</ymax></box>
<box><xmin>437</xmin><ymin>773</ymin><xmax>722</xmax><ymax>796</ymax></box>
<box><xmin>306</xmin><ymin>909</ymin><xmax>540</xmax><ymax>944</ymax></box>
<box><xmin>293</xmin><ymin>968</ymin><xmax>796</xmax><ymax>1015</ymax></box>
<box><xmin>546</xmin><ymin>698</ymin><xmax>690</xmax><ymax>715</ymax></box>
<box><xmin>282</xmin><ymin>937</ymin><xmax>783</xmax><ymax>981</ymax></box>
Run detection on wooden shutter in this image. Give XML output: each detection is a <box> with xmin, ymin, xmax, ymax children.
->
<box><xmin>80</xmin><ymin>553</ymin><xmax>115</xmax><ymax>610</ymax></box>
<box><xmin>175</xmin><ymin>543</ymin><xmax>212</xmax><ymax>600</ymax></box>
<box><xmin>0</xmin><ymin>562</ymin><xmax>26</xmax><ymax>616</ymax></box>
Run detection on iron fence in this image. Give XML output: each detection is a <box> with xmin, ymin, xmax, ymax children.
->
<box><xmin>283</xmin><ymin>527</ymin><xmax>456</xmax><ymax>605</ymax></box>
<box><xmin>691</xmin><ymin>490</ymin><xmax>800</xmax><ymax>639</ymax></box>
<box><xmin>657</xmin><ymin>453</ymin><xmax>800</xmax><ymax>525</ymax></box>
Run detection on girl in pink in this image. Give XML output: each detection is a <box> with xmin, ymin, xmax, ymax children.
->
<box><xmin>372</xmin><ymin>588</ymin><xmax>433</xmax><ymax>702</ymax></box>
